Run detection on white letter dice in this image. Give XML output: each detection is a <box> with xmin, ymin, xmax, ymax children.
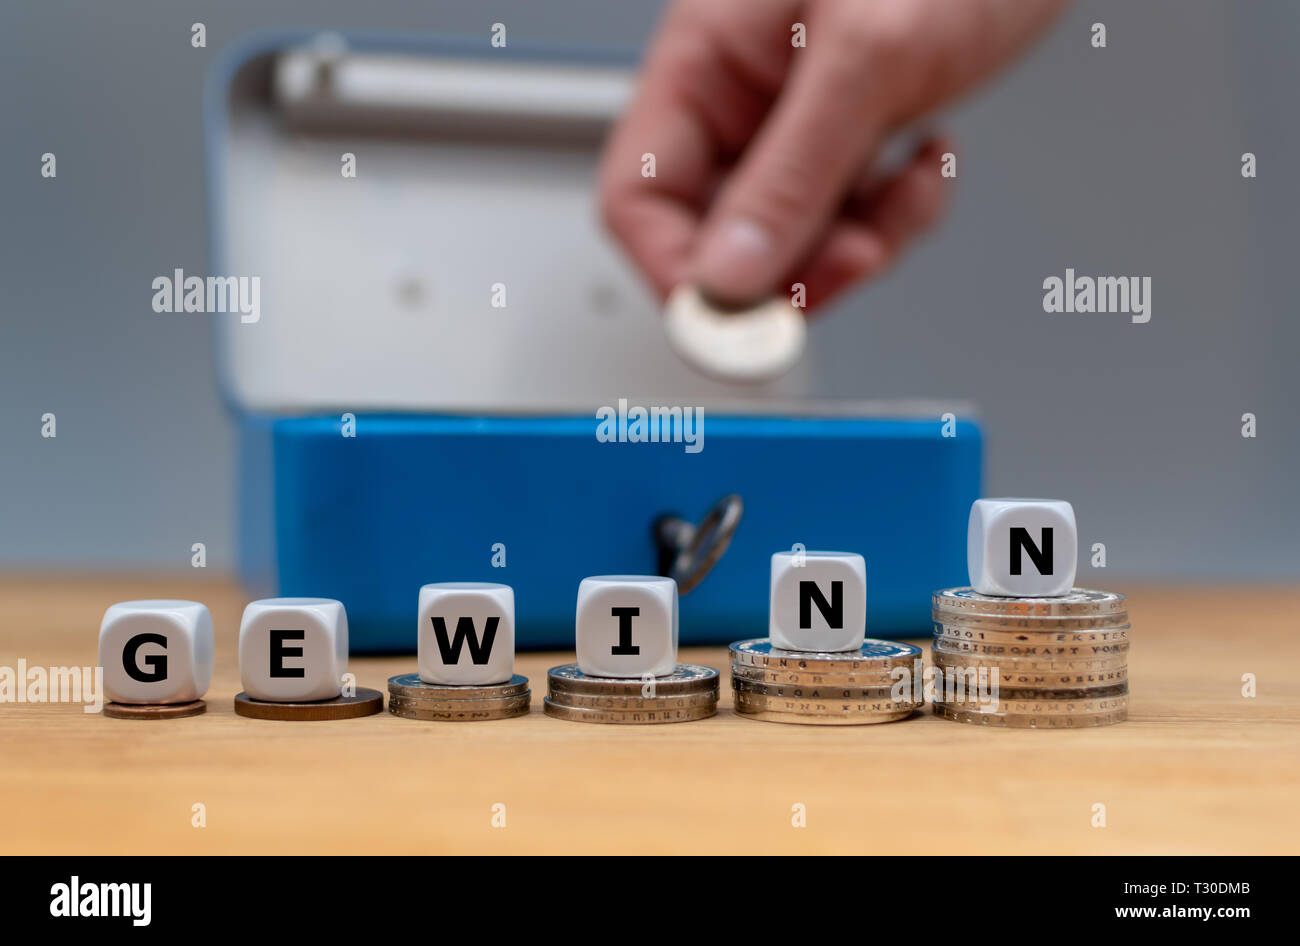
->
<box><xmin>576</xmin><ymin>576</ymin><xmax>677</xmax><ymax>678</ymax></box>
<box><xmin>99</xmin><ymin>600</ymin><xmax>214</xmax><ymax>704</ymax></box>
<box><xmin>418</xmin><ymin>583</ymin><xmax>515</xmax><ymax>685</ymax></box>
<box><xmin>769</xmin><ymin>551</ymin><xmax>866</xmax><ymax>652</ymax></box>
<box><xmin>968</xmin><ymin>498</ymin><xmax>1077</xmax><ymax>597</ymax></box>
<box><xmin>239</xmin><ymin>598</ymin><xmax>348</xmax><ymax>702</ymax></box>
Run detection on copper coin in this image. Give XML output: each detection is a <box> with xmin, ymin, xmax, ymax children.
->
<box><xmin>102</xmin><ymin>699</ymin><xmax>207</xmax><ymax>720</ymax></box>
<box><xmin>234</xmin><ymin>688</ymin><xmax>384</xmax><ymax>721</ymax></box>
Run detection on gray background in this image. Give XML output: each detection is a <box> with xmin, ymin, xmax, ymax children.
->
<box><xmin>1</xmin><ymin>0</ymin><xmax>1295</xmax><ymax>579</ymax></box>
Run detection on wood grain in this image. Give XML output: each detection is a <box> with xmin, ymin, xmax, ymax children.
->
<box><xmin>1</xmin><ymin>576</ymin><xmax>1296</xmax><ymax>854</ymax></box>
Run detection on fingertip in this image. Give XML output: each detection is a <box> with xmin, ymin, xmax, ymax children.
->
<box><xmin>691</xmin><ymin>217</ymin><xmax>780</xmax><ymax>306</ymax></box>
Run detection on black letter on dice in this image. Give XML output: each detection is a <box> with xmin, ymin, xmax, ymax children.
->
<box><xmin>123</xmin><ymin>632</ymin><xmax>168</xmax><ymax>683</ymax></box>
<box><xmin>799</xmin><ymin>581</ymin><xmax>842</xmax><ymax>629</ymax></box>
<box><xmin>1010</xmin><ymin>527</ymin><xmax>1053</xmax><ymax>576</ymax></box>
<box><xmin>270</xmin><ymin>629</ymin><xmax>306</xmax><ymax>677</ymax></box>
<box><xmin>431</xmin><ymin>616</ymin><xmax>499</xmax><ymax>665</ymax></box>
<box><xmin>610</xmin><ymin>607</ymin><xmax>640</xmax><ymax>655</ymax></box>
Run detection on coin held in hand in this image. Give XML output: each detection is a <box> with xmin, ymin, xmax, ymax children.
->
<box><xmin>663</xmin><ymin>284</ymin><xmax>806</xmax><ymax>382</ymax></box>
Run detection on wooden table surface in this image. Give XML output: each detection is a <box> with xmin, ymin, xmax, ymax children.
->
<box><xmin>2</xmin><ymin>576</ymin><xmax>1297</xmax><ymax>855</ymax></box>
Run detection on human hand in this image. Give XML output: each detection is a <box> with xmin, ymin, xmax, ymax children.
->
<box><xmin>599</xmin><ymin>0</ymin><xmax>1067</xmax><ymax>311</ymax></box>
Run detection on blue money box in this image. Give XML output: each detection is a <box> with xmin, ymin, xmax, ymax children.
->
<box><xmin>208</xmin><ymin>31</ymin><xmax>982</xmax><ymax>651</ymax></box>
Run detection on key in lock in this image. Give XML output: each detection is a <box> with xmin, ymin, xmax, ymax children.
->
<box><xmin>653</xmin><ymin>494</ymin><xmax>744</xmax><ymax>595</ymax></box>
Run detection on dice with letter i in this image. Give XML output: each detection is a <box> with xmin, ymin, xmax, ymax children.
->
<box><xmin>576</xmin><ymin>575</ymin><xmax>678</xmax><ymax>678</ymax></box>
<box><xmin>967</xmin><ymin>498</ymin><xmax>1078</xmax><ymax>597</ymax></box>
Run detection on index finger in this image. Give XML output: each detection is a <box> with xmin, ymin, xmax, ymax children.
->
<box><xmin>597</xmin><ymin>3</ymin><xmax>792</xmax><ymax>298</ymax></box>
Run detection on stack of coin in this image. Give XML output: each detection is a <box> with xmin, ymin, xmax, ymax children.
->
<box><xmin>729</xmin><ymin>639</ymin><xmax>923</xmax><ymax>725</ymax></box>
<box><xmin>386</xmin><ymin>673</ymin><xmax>531</xmax><ymax>721</ymax></box>
<box><xmin>930</xmin><ymin>588</ymin><xmax>1129</xmax><ymax>728</ymax></box>
<box><xmin>544</xmin><ymin>664</ymin><xmax>719</xmax><ymax>724</ymax></box>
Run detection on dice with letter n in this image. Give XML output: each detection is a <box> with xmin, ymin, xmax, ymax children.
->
<box><xmin>769</xmin><ymin>551</ymin><xmax>866</xmax><ymax>652</ymax></box>
<box><xmin>968</xmin><ymin>498</ymin><xmax>1077</xmax><ymax>597</ymax></box>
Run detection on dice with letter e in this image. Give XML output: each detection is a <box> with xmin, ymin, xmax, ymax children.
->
<box><xmin>968</xmin><ymin>498</ymin><xmax>1077</xmax><ymax>597</ymax></box>
<box><xmin>769</xmin><ymin>551</ymin><xmax>866</xmax><ymax>652</ymax></box>
<box><xmin>99</xmin><ymin>600</ymin><xmax>214</xmax><ymax>704</ymax></box>
<box><xmin>418</xmin><ymin>583</ymin><xmax>514</xmax><ymax>685</ymax></box>
<box><xmin>239</xmin><ymin>598</ymin><xmax>348</xmax><ymax>701</ymax></box>
<box><xmin>576</xmin><ymin>575</ymin><xmax>678</xmax><ymax>677</ymax></box>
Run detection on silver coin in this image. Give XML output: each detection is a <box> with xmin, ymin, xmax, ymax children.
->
<box><xmin>663</xmin><ymin>285</ymin><xmax>806</xmax><ymax>383</ymax></box>
<box><xmin>387</xmin><ymin>673</ymin><xmax>529</xmax><ymax>700</ymax></box>
<box><xmin>933</xmin><ymin>622</ymin><xmax>1130</xmax><ymax>644</ymax></box>
<box><xmin>931</xmin><ymin>611</ymin><xmax>1130</xmax><ymax>632</ymax></box>
<box><xmin>930</xmin><ymin>638</ymin><xmax>1130</xmax><ymax>660</ymax></box>
<box><xmin>930</xmin><ymin>647</ymin><xmax>1133</xmax><ymax>675</ymax></box>
<box><xmin>388</xmin><ymin>693</ymin><xmax>532</xmax><ymax>713</ymax></box>
<box><xmin>729</xmin><ymin>638</ymin><xmax>922</xmax><ymax>673</ymax></box>
<box><xmin>543</xmin><ymin>697</ymin><xmax>716</xmax><ymax>724</ymax></box>
<box><xmin>546</xmin><ymin>690</ymin><xmax>719</xmax><ymax>711</ymax></box>
<box><xmin>733</xmin><ymin>703</ymin><xmax>914</xmax><ymax>726</ymax></box>
<box><xmin>940</xmin><ymin>682</ymin><xmax>1129</xmax><ymax>701</ymax></box>
<box><xmin>930</xmin><ymin>646</ymin><xmax>1129</xmax><ymax>672</ymax></box>
<box><xmin>388</xmin><ymin>695</ymin><xmax>531</xmax><ymax>721</ymax></box>
<box><xmin>933</xmin><ymin>588</ymin><xmax>1127</xmax><ymax>619</ymax></box>
<box><xmin>929</xmin><ymin>661</ymin><xmax>1129</xmax><ymax>689</ymax></box>
<box><xmin>728</xmin><ymin>662</ymin><xmax>912</xmax><ymax>688</ymax></box>
<box><xmin>546</xmin><ymin>663</ymin><xmax>720</xmax><ymax>697</ymax></box>
<box><xmin>731</xmin><ymin>676</ymin><xmax>905</xmax><ymax>702</ymax></box>
<box><xmin>733</xmin><ymin>690</ymin><xmax>920</xmax><ymax>716</ymax></box>
<box><xmin>932</xmin><ymin>703</ymin><xmax>1127</xmax><ymax>728</ymax></box>
<box><xmin>935</xmin><ymin>694</ymin><xmax>1129</xmax><ymax>715</ymax></box>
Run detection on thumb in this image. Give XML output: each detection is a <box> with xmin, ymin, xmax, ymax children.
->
<box><xmin>692</xmin><ymin>35</ymin><xmax>883</xmax><ymax>304</ymax></box>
